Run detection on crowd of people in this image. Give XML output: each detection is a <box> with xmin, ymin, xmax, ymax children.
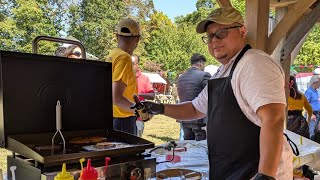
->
<box><xmin>54</xmin><ymin>6</ymin><xmax>320</xmax><ymax>180</ymax></box>
<box><xmin>288</xmin><ymin>74</ymin><xmax>320</xmax><ymax>141</ymax></box>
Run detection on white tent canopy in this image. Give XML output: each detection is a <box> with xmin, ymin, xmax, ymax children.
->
<box><xmin>204</xmin><ymin>64</ymin><xmax>219</xmax><ymax>76</ymax></box>
<box><xmin>142</xmin><ymin>72</ymin><xmax>167</xmax><ymax>84</ymax></box>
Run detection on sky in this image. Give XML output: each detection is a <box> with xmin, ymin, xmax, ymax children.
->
<box><xmin>153</xmin><ymin>0</ymin><xmax>197</xmax><ymax>21</ymax></box>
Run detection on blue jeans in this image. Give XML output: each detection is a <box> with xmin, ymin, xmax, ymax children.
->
<box><xmin>310</xmin><ymin>112</ymin><xmax>320</xmax><ymax>138</ymax></box>
<box><xmin>182</xmin><ymin>123</ymin><xmax>206</xmax><ymax>141</ymax></box>
<box><xmin>113</xmin><ymin>116</ymin><xmax>137</xmax><ymax>136</ymax></box>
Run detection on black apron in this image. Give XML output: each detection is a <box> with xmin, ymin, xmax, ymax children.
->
<box><xmin>207</xmin><ymin>44</ymin><xmax>260</xmax><ymax>179</ymax></box>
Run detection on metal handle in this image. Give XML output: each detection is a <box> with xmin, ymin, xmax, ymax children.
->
<box><xmin>32</xmin><ymin>35</ymin><xmax>86</xmax><ymax>59</ymax></box>
<box><xmin>56</xmin><ymin>100</ymin><xmax>62</xmax><ymax>130</ymax></box>
<box><xmin>52</xmin><ymin>100</ymin><xmax>66</xmax><ymax>154</ymax></box>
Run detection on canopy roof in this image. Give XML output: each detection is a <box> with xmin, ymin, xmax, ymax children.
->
<box><xmin>142</xmin><ymin>72</ymin><xmax>167</xmax><ymax>84</ymax></box>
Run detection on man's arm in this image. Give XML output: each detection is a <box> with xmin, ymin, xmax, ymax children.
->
<box><xmin>144</xmin><ymin>101</ymin><xmax>205</xmax><ymax>120</ymax></box>
<box><xmin>256</xmin><ymin>103</ymin><xmax>285</xmax><ymax>177</ymax></box>
<box><xmin>142</xmin><ymin>83</ymin><xmax>208</xmax><ymax>121</ymax></box>
<box><xmin>305</xmin><ymin>90</ymin><xmax>312</xmax><ymax>103</ymax></box>
<box><xmin>112</xmin><ymin>80</ymin><xmax>135</xmax><ymax>113</ymax></box>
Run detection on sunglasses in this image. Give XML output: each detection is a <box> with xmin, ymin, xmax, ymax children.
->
<box><xmin>70</xmin><ymin>51</ymin><xmax>82</xmax><ymax>57</ymax></box>
<box><xmin>202</xmin><ymin>26</ymin><xmax>243</xmax><ymax>44</ymax></box>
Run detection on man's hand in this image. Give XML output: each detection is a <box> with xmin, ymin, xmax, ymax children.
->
<box><xmin>130</xmin><ymin>103</ymin><xmax>153</xmax><ymax>121</ymax></box>
<box><xmin>142</xmin><ymin>101</ymin><xmax>165</xmax><ymax>115</ymax></box>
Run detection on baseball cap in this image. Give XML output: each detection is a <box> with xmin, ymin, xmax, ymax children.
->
<box><xmin>55</xmin><ymin>44</ymin><xmax>78</xmax><ymax>57</ymax></box>
<box><xmin>116</xmin><ymin>18</ymin><xmax>140</xmax><ymax>36</ymax></box>
<box><xmin>314</xmin><ymin>68</ymin><xmax>320</xmax><ymax>75</ymax></box>
<box><xmin>196</xmin><ymin>7</ymin><xmax>244</xmax><ymax>33</ymax></box>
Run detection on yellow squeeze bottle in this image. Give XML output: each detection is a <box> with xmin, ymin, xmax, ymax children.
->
<box><xmin>54</xmin><ymin>163</ymin><xmax>74</xmax><ymax>180</ymax></box>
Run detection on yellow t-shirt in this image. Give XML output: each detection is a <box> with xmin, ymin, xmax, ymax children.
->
<box><xmin>288</xmin><ymin>94</ymin><xmax>313</xmax><ymax>117</ymax></box>
<box><xmin>107</xmin><ymin>48</ymin><xmax>137</xmax><ymax>118</ymax></box>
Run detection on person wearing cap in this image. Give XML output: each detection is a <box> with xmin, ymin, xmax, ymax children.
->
<box><xmin>55</xmin><ymin>36</ymin><xmax>99</xmax><ymax>61</ymax></box>
<box><xmin>55</xmin><ymin>44</ymin><xmax>83</xmax><ymax>59</ymax></box>
<box><xmin>139</xmin><ymin>7</ymin><xmax>293</xmax><ymax>179</ymax></box>
<box><xmin>106</xmin><ymin>18</ymin><xmax>141</xmax><ymax>136</ymax></box>
<box><xmin>305</xmin><ymin>75</ymin><xmax>320</xmax><ymax>139</ymax></box>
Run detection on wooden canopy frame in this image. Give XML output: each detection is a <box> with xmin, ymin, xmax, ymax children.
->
<box><xmin>216</xmin><ymin>0</ymin><xmax>319</xmax><ymax>56</ymax></box>
<box><xmin>216</xmin><ymin>0</ymin><xmax>320</xmax><ymax>125</ymax></box>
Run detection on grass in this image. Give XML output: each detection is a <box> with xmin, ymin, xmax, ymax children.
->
<box><xmin>142</xmin><ymin>115</ymin><xmax>180</xmax><ymax>145</ymax></box>
<box><xmin>0</xmin><ymin>115</ymin><xmax>180</xmax><ymax>173</ymax></box>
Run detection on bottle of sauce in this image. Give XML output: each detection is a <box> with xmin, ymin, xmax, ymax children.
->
<box><xmin>78</xmin><ymin>159</ymin><xmax>98</xmax><ymax>180</ymax></box>
<box><xmin>54</xmin><ymin>163</ymin><xmax>74</xmax><ymax>180</ymax></box>
<box><xmin>132</xmin><ymin>94</ymin><xmax>150</xmax><ymax>121</ymax></box>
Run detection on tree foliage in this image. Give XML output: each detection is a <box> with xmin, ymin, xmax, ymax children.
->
<box><xmin>68</xmin><ymin>0</ymin><xmax>127</xmax><ymax>60</ymax></box>
<box><xmin>0</xmin><ymin>0</ymin><xmax>319</xmax><ymax>80</ymax></box>
<box><xmin>293</xmin><ymin>24</ymin><xmax>320</xmax><ymax>69</ymax></box>
<box><xmin>0</xmin><ymin>0</ymin><xmax>67</xmax><ymax>54</ymax></box>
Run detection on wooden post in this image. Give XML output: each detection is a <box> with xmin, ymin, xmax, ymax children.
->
<box><xmin>245</xmin><ymin>0</ymin><xmax>270</xmax><ymax>51</ymax></box>
<box><xmin>272</xmin><ymin>7</ymin><xmax>289</xmax><ymax>128</ymax></box>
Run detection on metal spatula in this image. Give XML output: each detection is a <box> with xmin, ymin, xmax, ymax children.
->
<box><xmin>52</xmin><ymin>100</ymin><xmax>66</xmax><ymax>154</ymax></box>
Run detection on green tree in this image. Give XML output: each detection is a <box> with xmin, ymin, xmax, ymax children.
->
<box><xmin>230</xmin><ymin>0</ymin><xmax>245</xmax><ymax>15</ymax></box>
<box><xmin>68</xmin><ymin>0</ymin><xmax>128</xmax><ymax>60</ymax></box>
<box><xmin>144</xmin><ymin>11</ymin><xmax>217</xmax><ymax>82</ymax></box>
<box><xmin>175</xmin><ymin>0</ymin><xmax>217</xmax><ymax>25</ymax></box>
<box><xmin>0</xmin><ymin>0</ymin><xmax>66</xmax><ymax>53</ymax></box>
<box><xmin>68</xmin><ymin>0</ymin><xmax>155</xmax><ymax>60</ymax></box>
<box><xmin>128</xmin><ymin>0</ymin><xmax>155</xmax><ymax>64</ymax></box>
<box><xmin>293</xmin><ymin>24</ymin><xmax>320</xmax><ymax>70</ymax></box>
<box><xmin>127</xmin><ymin>0</ymin><xmax>155</xmax><ymax>21</ymax></box>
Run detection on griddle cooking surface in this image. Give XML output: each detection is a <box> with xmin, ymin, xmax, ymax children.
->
<box><xmin>7</xmin><ymin>130</ymin><xmax>154</xmax><ymax>166</ymax></box>
<box><xmin>32</xmin><ymin>136</ymin><xmax>137</xmax><ymax>156</ymax></box>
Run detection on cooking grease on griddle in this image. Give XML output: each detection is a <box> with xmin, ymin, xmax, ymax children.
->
<box><xmin>69</xmin><ymin>136</ymin><xmax>107</xmax><ymax>144</ymax></box>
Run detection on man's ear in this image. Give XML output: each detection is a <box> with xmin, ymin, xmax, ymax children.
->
<box><xmin>240</xmin><ymin>26</ymin><xmax>247</xmax><ymax>39</ymax></box>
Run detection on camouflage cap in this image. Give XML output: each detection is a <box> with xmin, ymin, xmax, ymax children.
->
<box><xmin>116</xmin><ymin>18</ymin><xmax>141</xmax><ymax>36</ymax></box>
<box><xmin>196</xmin><ymin>7</ymin><xmax>244</xmax><ymax>33</ymax></box>
<box><xmin>55</xmin><ymin>44</ymin><xmax>77</xmax><ymax>57</ymax></box>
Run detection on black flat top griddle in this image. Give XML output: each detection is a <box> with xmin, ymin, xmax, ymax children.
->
<box><xmin>0</xmin><ymin>51</ymin><xmax>154</xmax><ymax>166</ymax></box>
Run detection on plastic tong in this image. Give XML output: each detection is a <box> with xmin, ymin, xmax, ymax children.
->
<box><xmin>52</xmin><ymin>100</ymin><xmax>66</xmax><ymax>154</ymax></box>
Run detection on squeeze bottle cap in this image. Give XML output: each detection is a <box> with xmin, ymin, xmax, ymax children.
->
<box><xmin>80</xmin><ymin>159</ymin><xmax>98</xmax><ymax>180</ymax></box>
<box><xmin>54</xmin><ymin>163</ymin><xmax>74</xmax><ymax>180</ymax></box>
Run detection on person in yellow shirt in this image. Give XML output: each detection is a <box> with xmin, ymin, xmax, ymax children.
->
<box><xmin>105</xmin><ymin>18</ymin><xmax>140</xmax><ymax>135</ymax></box>
<box><xmin>287</xmin><ymin>75</ymin><xmax>313</xmax><ymax>138</ymax></box>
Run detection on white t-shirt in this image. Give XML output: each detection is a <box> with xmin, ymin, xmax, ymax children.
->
<box><xmin>192</xmin><ymin>48</ymin><xmax>293</xmax><ymax>179</ymax></box>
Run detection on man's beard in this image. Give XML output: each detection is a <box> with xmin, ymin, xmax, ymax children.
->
<box><xmin>216</xmin><ymin>54</ymin><xmax>228</xmax><ymax>61</ymax></box>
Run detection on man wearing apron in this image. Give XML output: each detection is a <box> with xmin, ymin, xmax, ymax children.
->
<box><xmin>140</xmin><ymin>7</ymin><xmax>293</xmax><ymax>180</ymax></box>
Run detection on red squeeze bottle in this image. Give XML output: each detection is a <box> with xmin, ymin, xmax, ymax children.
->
<box><xmin>78</xmin><ymin>159</ymin><xmax>98</xmax><ymax>180</ymax></box>
<box><xmin>133</xmin><ymin>95</ymin><xmax>144</xmax><ymax>110</ymax></box>
<box><xmin>133</xmin><ymin>94</ymin><xmax>150</xmax><ymax>121</ymax></box>
<box><xmin>102</xmin><ymin>157</ymin><xmax>111</xmax><ymax>178</ymax></box>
